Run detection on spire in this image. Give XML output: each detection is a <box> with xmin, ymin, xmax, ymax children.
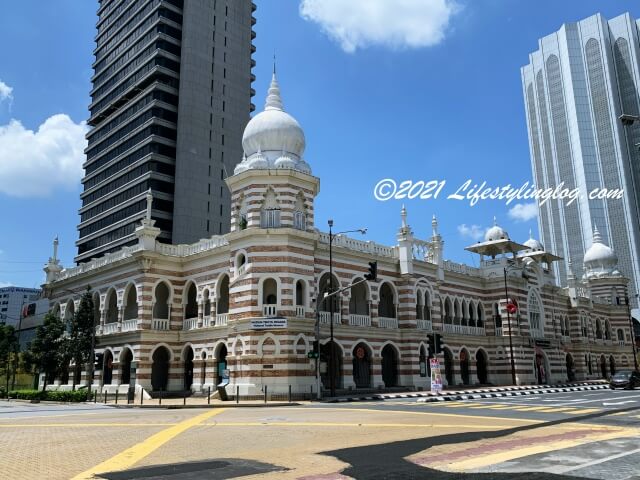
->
<box><xmin>593</xmin><ymin>225</ymin><xmax>602</xmax><ymax>244</ymax></box>
<box><xmin>432</xmin><ymin>214</ymin><xmax>439</xmax><ymax>237</ymax></box>
<box><xmin>401</xmin><ymin>204</ymin><xmax>407</xmax><ymax>229</ymax></box>
<box><xmin>145</xmin><ymin>189</ymin><xmax>153</xmax><ymax>222</ymax></box>
<box><xmin>493</xmin><ymin>216</ymin><xmax>498</xmax><ymax>226</ymax></box>
<box><xmin>529</xmin><ymin>229</ymin><xmax>533</xmax><ymax>240</ymax></box>
<box><xmin>265</xmin><ymin>71</ymin><xmax>284</xmax><ymax>111</ymax></box>
<box><xmin>52</xmin><ymin>236</ymin><xmax>59</xmax><ymax>263</ymax></box>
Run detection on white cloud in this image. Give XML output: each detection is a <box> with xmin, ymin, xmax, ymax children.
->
<box><xmin>299</xmin><ymin>0</ymin><xmax>460</xmax><ymax>53</ymax></box>
<box><xmin>0</xmin><ymin>80</ymin><xmax>12</xmax><ymax>103</ymax></box>
<box><xmin>0</xmin><ymin>114</ymin><xmax>88</xmax><ymax>197</ymax></box>
<box><xmin>457</xmin><ymin>224</ymin><xmax>485</xmax><ymax>241</ymax></box>
<box><xmin>508</xmin><ymin>202</ymin><xmax>538</xmax><ymax>222</ymax></box>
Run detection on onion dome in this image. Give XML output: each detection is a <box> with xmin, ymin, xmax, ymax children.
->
<box><xmin>523</xmin><ymin>229</ymin><xmax>544</xmax><ymax>252</ymax></box>
<box><xmin>235</xmin><ymin>70</ymin><xmax>309</xmax><ymax>174</ymax></box>
<box><xmin>484</xmin><ymin>217</ymin><xmax>509</xmax><ymax>242</ymax></box>
<box><xmin>583</xmin><ymin>226</ymin><xmax>620</xmax><ymax>279</ymax></box>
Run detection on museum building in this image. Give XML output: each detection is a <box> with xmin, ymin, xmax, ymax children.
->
<box><xmin>42</xmin><ymin>73</ymin><xmax>637</xmax><ymax>396</ymax></box>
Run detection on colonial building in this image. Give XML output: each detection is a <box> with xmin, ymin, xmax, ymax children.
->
<box><xmin>43</xmin><ymin>73</ymin><xmax>636</xmax><ymax>396</ymax></box>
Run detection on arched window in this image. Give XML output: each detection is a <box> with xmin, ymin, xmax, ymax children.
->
<box><xmin>617</xmin><ymin>328</ymin><xmax>625</xmax><ymax>344</ymax></box>
<box><xmin>378</xmin><ymin>283</ymin><xmax>396</xmax><ymax>318</ymax></box>
<box><xmin>153</xmin><ymin>283</ymin><xmax>170</xmax><ymax>319</ymax></box>
<box><xmin>349</xmin><ymin>280</ymin><xmax>369</xmax><ymax>316</ymax></box>
<box><xmin>105</xmin><ymin>290</ymin><xmax>117</xmax><ymax>324</ymax></box>
<box><xmin>293</xmin><ymin>193</ymin><xmax>306</xmax><ymax>230</ymax></box>
<box><xmin>295</xmin><ymin>280</ymin><xmax>305</xmax><ymax>307</ymax></box>
<box><xmin>260</xmin><ymin>188</ymin><xmax>280</xmax><ymax>228</ymax></box>
<box><xmin>477</xmin><ymin>303</ymin><xmax>484</xmax><ymax>328</ymax></box>
<box><xmin>184</xmin><ymin>282</ymin><xmax>198</xmax><ymax>319</ymax></box>
<box><xmin>203</xmin><ymin>290</ymin><xmax>211</xmax><ymax>316</ymax></box>
<box><xmin>416</xmin><ymin>290</ymin><xmax>423</xmax><ymax>320</ymax></box>
<box><xmin>318</xmin><ymin>272</ymin><xmax>340</xmax><ymax>313</ymax></box>
<box><xmin>262</xmin><ymin>278</ymin><xmax>278</xmax><ymax>305</ymax></box>
<box><xmin>123</xmin><ymin>284</ymin><xmax>138</xmax><ymax>320</ymax></box>
<box><xmin>217</xmin><ymin>275</ymin><xmax>230</xmax><ymax>314</ymax></box>
<box><xmin>527</xmin><ymin>290</ymin><xmax>543</xmax><ymax>338</ymax></box>
<box><xmin>424</xmin><ymin>291</ymin><xmax>431</xmax><ymax>321</ymax></box>
<box><xmin>454</xmin><ymin>299</ymin><xmax>461</xmax><ymax>325</ymax></box>
<box><xmin>604</xmin><ymin>320</ymin><xmax>612</xmax><ymax>340</ymax></box>
<box><xmin>468</xmin><ymin>301</ymin><xmax>476</xmax><ymax>327</ymax></box>
<box><xmin>444</xmin><ymin>298</ymin><xmax>452</xmax><ymax>324</ymax></box>
<box><xmin>595</xmin><ymin>319</ymin><xmax>603</xmax><ymax>339</ymax></box>
<box><xmin>581</xmin><ymin>315</ymin><xmax>588</xmax><ymax>337</ymax></box>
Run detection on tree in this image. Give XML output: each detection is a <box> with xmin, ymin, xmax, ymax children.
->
<box><xmin>68</xmin><ymin>289</ymin><xmax>95</xmax><ymax>389</ymax></box>
<box><xmin>0</xmin><ymin>325</ymin><xmax>18</xmax><ymax>393</ymax></box>
<box><xmin>23</xmin><ymin>312</ymin><xmax>65</xmax><ymax>391</ymax></box>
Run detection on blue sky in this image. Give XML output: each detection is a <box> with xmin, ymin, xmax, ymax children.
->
<box><xmin>0</xmin><ymin>0</ymin><xmax>637</xmax><ymax>288</ymax></box>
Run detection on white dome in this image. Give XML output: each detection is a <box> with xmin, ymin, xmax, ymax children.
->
<box><xmin>485</xmin><ymin>217</ymin><xmax>509</xmax><ymax>242</ymax></box>
<box><xmin>584</xmin><ymin>228</ymin><xmax>617</xmax><ymax>265</ymax></box>
<box><xmin>234</xmin><ymin>72</ymin><xmax>310</xmax><ymax>175</ymax></box>
<box><xmin>523</xmin><ymin>230</ymin><xmax>544</xmax><ymax>252</ymax></box>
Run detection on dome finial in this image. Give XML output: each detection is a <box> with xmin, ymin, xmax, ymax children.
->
<box><xmin>593</xmin><ymin>225</ymin><xmax>602</xmax><ymax>244</ymax></box>
<box><xmin>401</xmin><ymin>204</ymin><xmax>407</xmax><ymax>228</ymax></box>
<box><xmin>493</xmin><ymin>216</ymin><xmax>497</xmax><ymax>226</ymax></box>
<box><xmin>432</xmin><ymin>214</ymin><xmax>439</xmax><ymax>237</ymax></box>
<box><xmin>529</xmin><ymin>229</ymin><xmax>533</xmax><ymax>240</ymax></box>
<box><xmin>265</xmin><ymin>68</ymin><xmax>284</xmax><ymax>111</ymax></box>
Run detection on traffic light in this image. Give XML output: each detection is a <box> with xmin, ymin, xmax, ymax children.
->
<box><xmin>308</xmin><ymin>340</ymin><xmax>320</xmax><ymax>359</ymax></box>
<box><xmin>427</xmin><ymin>334</ymin><xmax>435</xmax><ymax>354</ymax></box>
<box><xmin>94</xmin><ymin>352</ymin><xmax>104</xmax><ymax>370</ymax></box>
<box><xmin>434</xmin><ymin>333</ymin><xmax>443</xmax><ymax>354</ymax></box>
<box><xmin>365</xmin><ymin>261</ymin><xmax>378</xmax><ymax>281</ymax></box>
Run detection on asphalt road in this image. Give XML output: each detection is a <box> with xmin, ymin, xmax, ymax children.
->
<box><xmin>0</xmin><ymin>389</ymin><xmax>638</xmax><ymax>480</ymax></box>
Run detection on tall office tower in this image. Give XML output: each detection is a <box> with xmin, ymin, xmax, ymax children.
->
<box><xmin>76</xmin><ymin>0</ymin><xmax>256</xmax><ymax>262</ymax></box>
<box><xmin>522</xmin><ymin>12</ymin><xmax>640</xmax><ymax>303</ymax></box>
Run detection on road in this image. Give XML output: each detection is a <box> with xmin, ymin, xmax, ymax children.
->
<box><xmin>0</xmin><ymin>389</ymin><xmax>638</xmax><ymax>479</ymax></box>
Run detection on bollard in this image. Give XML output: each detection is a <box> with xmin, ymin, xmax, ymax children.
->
<box><xmin>115</xmin><ymin>390</ymin><xmax>118</xmax><ymax>404</ymax></box>
<box><xmin>94</xmin><ymin>391</ymin><xmax>97</xmax><ymax>403</ymax></box>
<box><xmin>140</xmin><ymin>389</ymin><xmax>143</xmax><ymax>405</ymax></box>
<box><xmin>207</xmin><ymin>387</ymin><xmax>211</xmax><ymax>405</ymax></box>
<box><xmin>103</xmin><ymin>392</ymin><xmax>107</xmax><ymax>404</ymax></box>
<box><xmin>236</xmin><ymin>386</ymin><xmax>239</xmax><ymax>404</ymax></box>
<box><xmin>183</xmin><ymin>391</ymin><xmax>186</xmax><ymax>406</ymax></box>
<box><xmin>264</xmin><ymin>385</ymin><xmax>267</xmax><ymax>404</ymax></box>
<box><xmin>159</xmin><ymin>387</ymin><xmax>162</xmax><ymax>406</ymax></box>
<box><xmin>288</xmin><ymin>385</ymin><xmax>292</xmax><ymax>403</ymax></box>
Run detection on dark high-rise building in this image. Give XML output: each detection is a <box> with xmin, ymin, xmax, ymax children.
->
<box><xmin>76</xmin><ymin>0</ymin><xmax>256</xmax><ymax>262</ymax></box>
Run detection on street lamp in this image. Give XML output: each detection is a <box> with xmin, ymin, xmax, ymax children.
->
<box><xmin>327</xmin><ymin>220</ymin><xmax>367</xmax><ymax>398</ymax></box>
<box><xmin>624</xmin><ymin>295</ymin><xmax>639</xmax><ymax>372</ymax></box>
<box><xmin>503</xmin><ymin>263</ymin><xmax>520</xmax><ymax>385</ymax></box>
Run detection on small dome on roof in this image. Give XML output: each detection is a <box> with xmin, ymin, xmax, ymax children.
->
<box><xmin>484</xmin><ymin>217</ymin><xmax>509</xmax><ymax>242</ymax></box>
<box><xmin>523</xmin><ymin>230</ymin><xmax>544</xmax><ymax>252</ymax></box>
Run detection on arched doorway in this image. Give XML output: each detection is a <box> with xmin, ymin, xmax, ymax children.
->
<box><xmin>216</xmin><ymin>344</ymin><xmax>228</xmax><ymax>385</ymax></box>
<box><xmin>419</xmin><ymin>346</ymin><xmax>430</xmax><ymax>378</ymax></box>
<box><xmin>184</xmin><ymin>347</ymin><xmax>194</xmax><ymax>390</ymax></box>
<box><xmin>151</xmin><ymin>346</ymin><xmax>170</xmax><ymax>391</ymax></box>
<box><xmin>476</xmin><ymin>350</ymin><xmax>488</xmax><ymax>384</ymax></box>
<box><xmin>121</xmin><ymin>349</ymin><xmax>133</xmax><ymax>385</ymax></box>
<box><xmin>566</xmin><ymin>353</ymin><xmax>575</xmax><ymax>382</ymax></box>
<box><xmin>535</xmin><ymin>349</ymin><xmax>548</xmax><ymax>384</ymax></box>
<box><xmin>460</xmin><ymin>349</ymin><xmax>470</xmax><ymax>385</ymax></box>
<box><xmin>321</xmin><ymin>341</ymin><xmax>343</xmax><ymax>390</ymax></box>
<box><xmin>102</xmin><ymin>351</ymin><xmax>113</xmax><ymax>385</ymax></box>
<box><xmin>600</xmin><ymin>355</ymin><xmax>607</xmax><ymax>379</ymax></box>
<box><xmin>381</xmin><ymin>344</ymin><xmax>399</xmax><ymax>388</ymax></box>
<box><xmin>351</xmin><ymin>343</ymin><xmax>370</xmax><ymax>389</ymax></box>
<box><xmin>444</xmin><ymin>348</ymin><xmax>454</xmax><ymax>386</ymax></box>
<box><xmin>609</xmin><ymin>355</ymin><xmax>616</xmax><ymax>376</ymax></box>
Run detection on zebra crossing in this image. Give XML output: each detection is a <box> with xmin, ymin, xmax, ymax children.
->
<box><xmin>376</xmin><ymin>400</ymin><xmax>602</xmax><ymax>415</ymax></box>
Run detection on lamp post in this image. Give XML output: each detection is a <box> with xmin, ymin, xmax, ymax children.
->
<box><xmin>624</xmin><ymin>295</ymin><xmax>639</xmax><ymax>371</ymax></box>
<box><xmin>503</xmin><ymin>265</ymin><xmax>518</xmax><ymax>385</ymax></box>
<box><xmin>327</xmin><ymin>220</ymin><xmax>367</xmax><ymax>398</ymax></box>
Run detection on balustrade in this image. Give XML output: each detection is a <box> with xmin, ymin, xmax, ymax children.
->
<box><xmin>378</xmin><ymin>317</ymin><xmax>398</xmax><ymax>329</ymax></box>
<box><xmin>348</xmin><ymin>314</ymin><xmax>371</xmax><ymax>327</ymax></box>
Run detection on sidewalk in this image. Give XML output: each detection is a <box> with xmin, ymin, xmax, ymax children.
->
<box><xmin>325</xmin><ymin>381</ymin><xmax>609</xmax><ymax>403</ymax></box>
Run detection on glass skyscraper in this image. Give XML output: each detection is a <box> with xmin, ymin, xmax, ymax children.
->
<box><xmin>522</xmin><ymin>12</ymin><xmax>640</xmax><ymax>303</ymax></box>
<box><xmin>77</xmin><ymin>0</ymin><xmax>256</xmax><ymax>262</ymax></box>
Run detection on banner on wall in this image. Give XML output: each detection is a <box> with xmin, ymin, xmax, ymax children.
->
<box><xmin>430</xmin><ymin>358</ymin><xmax>442</xmax><ymax>393</ymax></box>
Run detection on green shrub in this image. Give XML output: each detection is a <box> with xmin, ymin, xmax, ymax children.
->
<box><xmin>7</xmin><ymin>389</ymin><xmax>88</xmax><ymax>402</ymax></box>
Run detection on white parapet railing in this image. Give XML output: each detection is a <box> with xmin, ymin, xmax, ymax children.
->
<box><xmin>152</xmin><ymin>318</ymin><xmax>170</xmax><ymax>331</ymax></box>
<box><xmin>378</xmin><ymin>317</ymin><xmax>398</xmax><ymax>329</ymax></box>
<box><xmin>618</xmin><ymin>340</ymin><xmax>625</xmax><ymax>347</ymax></box>
<box><xmin>495</xmin><ymin>327</ymin><xmax>503</xmax><ymax>336</ymax></box>
<box><xmin>417</xmin><ymin>319</ymin><xmax>433</xmax><ymax>331</ymax></box>
<box><xmin>121</xmin><ymin>319</ymin><xmax>137</xmax><ymax>332</ymax></box>
<box><xmin>156</xmin><ymin>235</ymin><xmax>228</xmax><ymax>257</ymax></box>
<box><xmin>237</xmin><ymin>264</ymin><xmax>246</xmax><ymax>276</ymax></box>
<box><xmin>262</xmin><ymin>305</ymin><xmax>277</xmax><ymax>317</ymax></box>
<box><xmin>349</xmin><ymin>314</ymin><xmax>371</xmax><ymax>327</ymax></box>
<box><xmin>318</xmin><ymin>232</ymin><xmax>398</xmax><ymax>258</ymax></box>
<box><xmin>295</xmin><ymin>306</ymin><xmax>305</xmax><ymax>318</ymax></box>
<box><xmin>183</xmin><ymin>318</ymin><xmax>198</xmax><ymax>331</ymax></box>
<box><xmin>319</xmin><ymin>311</ymin><xmax>341</xmax><ymax>325</ymax></box>
<box><xmin>215</xmin><ymin>313</ymin><xmax>228</xmax><ymax>326</ymax></box>
<box><xmin>444</xmin><ymin>324</ymin><xmax>486</xmax><ymax>336</ymax></box>
<box><xmin>202</xmin><ymin>316</ymin><xmax>212</xmax><ymax>327</ymax></box>
<box><xmin>103</xmin><ymin>323</ymin><xmax>119</xmax><ymax>335</ymax></box>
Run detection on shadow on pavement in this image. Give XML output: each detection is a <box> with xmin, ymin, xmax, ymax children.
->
<box><xmin>322</xmin><ymin>405</ymin><xmax>640</xmax><ymax>480</ymax></box>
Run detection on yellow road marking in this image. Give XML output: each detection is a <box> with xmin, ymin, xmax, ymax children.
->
<box><xmin>206</xmin><ymin>422</ymin><xmax>504</xmax><ymax>429</ymax></box>
<box><xmin>511</xmin><ymin>406</ymin><xmax>559</xmax><ymax>412</ymax></box>
<box><xmin>468</xmin><ymin>404</ymin><xmax>512</xmax><ymax>409</ymax></box>
<box><xmin>327</xmin><ymin>407</ymin><xmax>541</xmax><ymax>424</ymax></box>
<box><xmin>0</xmin><ymin>411</ymin><xmax>106</xmax><ymax>421</ymax></box>
<box><xmin>0</xmin><ymin>423</ymin><xmax>176</xmax><ymax>428</ymax></box>
<box><xmin>441</xmin><ymin>403</ymin><xmax>484</xmax><ymax>408</ymax></box>
<box><xmin>70</xmin><ymin>408</ymin><xmax>225</xmax><ymax>480</ymax></box>
<box><xmin>440</xmin><ymin>427</ymin><xmax>640</xmax><ymax>472</ymax></box>
<box><xmin>567</xmin><ymin>408</ymin><xmax>600</xmax><ymax>414</ymax></box>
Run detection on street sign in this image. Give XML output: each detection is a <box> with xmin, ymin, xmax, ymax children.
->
<box><xmin>250</xmin><ymin>318</ymin><xmax>288</xmax><ymax>330</ymax></box>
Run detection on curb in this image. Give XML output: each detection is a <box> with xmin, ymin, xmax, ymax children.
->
<box><xmin>106</xmin><ymin>402</ymin><xmax>301</xmax><ymax>409</ymax></box>
<box><xmin>326</xmin><ymin>382</ymin><xmax>609</xmax><ymax>403</ymax></box>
